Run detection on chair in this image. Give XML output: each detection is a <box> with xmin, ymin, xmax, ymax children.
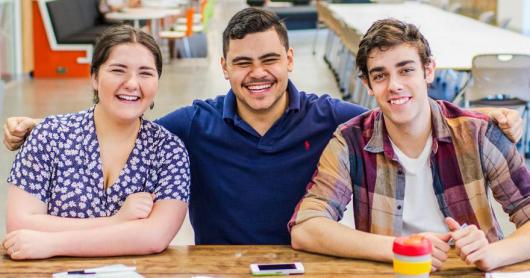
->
<box><xmin>499</xmin><ymin>18</ymin><xmax>511</xmax><ymax>29</ymax></box>
<box><xmin>331</xmin><ymin>0</ymin><xmax>371</xmax><ymax>3</ymax></box>
<box><xmin>453</xmin><ymin>54</ymin><xmax>530</xmax><ymax>155</ymax></box>
<box><xmin>432</xmin><ymin>0</ymin><xmax>449</xmax><ymax>9</ymax></box>
<box><xmin>313</xmin><ymin>1</ymin><xmax>332</xmax><ymax>55</ymax></box>
<box><xmin>447</xmin><ymin>3</ymin><xmax>462</xmax><ymax>13</ymax></box>
<box><xmin>173</xmin><ymin>6</ymin><xmax>205</xmax><ymax>34</ymax></box>
<box><xmin>312</xmin><ymin>0</ymin><xmax>370</xmax><ymax>55</ymax></box>
<box><xmin>371</xmin><ymin>0</ymin><xmax>404</xmax><ymax>3</ymax></box>
<box><xmin>479</xmin><ymin>11</ymin><xmax>495</xmax><ymax>24</ymax></box>
<box><xmin>339</xmin><ymin>25</ymin><xmax>362</xmax><ymax>100</ymax></box>
<box><xmin>247</xmin><ymin>0</ymin><xmax>265</xmax><ymax>6</ymax></box>
<box><xmin>159</xmin><ymin>30</ymin><xmax>189</xmax><ymax>61</ymax></box>
<box><xmin>160</xmin><ymin>2</ymin><xmax>211</xmax><ymax>60</ymax></box>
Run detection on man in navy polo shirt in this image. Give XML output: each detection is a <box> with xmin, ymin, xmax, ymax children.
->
<box><xmin>3</xmin><ymin>8</ymin><xmax>522</xmax><ymax>244</ymax></box>
<box><xmin>155</xmin><ymin>8</ymin><xmax>367</xmax><ymax>244</ymax></box>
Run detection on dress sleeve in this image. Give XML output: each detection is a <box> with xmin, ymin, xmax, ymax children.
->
<box><xmin>151</xmin><ymin>133</ymin><xmax>191</xmax><ymax>203</ymax></box>
<box><xmin>7</xmin><ymin>118</ymin><xmax>56</xmax><ymax>204</ymax></box>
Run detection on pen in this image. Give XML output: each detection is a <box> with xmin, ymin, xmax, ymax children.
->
<box><xmin>62</xmin><ymin>266</ymin><xmax>136</xmax><ymax>275</ymax></box>
<box><xmin>449</xmin><ymin>223</ymin><xmax>468</xmax><ymax>246</ymax></box>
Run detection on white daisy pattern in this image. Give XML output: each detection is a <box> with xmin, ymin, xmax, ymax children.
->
<box><xmin>8</xmin><ymin>108</ymin><xmax>190</xmax><ymax>218</ymax></box>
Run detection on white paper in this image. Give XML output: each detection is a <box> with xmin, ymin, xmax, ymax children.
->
<box><xmin>53</xmin><ymin>264</ymin><xmax>143</xmax><ymax>278</ymax></box>
<box><xmin>486</xmin><ymin>271</ymin><xmax>530</xmax><ymax>278</ymax></box>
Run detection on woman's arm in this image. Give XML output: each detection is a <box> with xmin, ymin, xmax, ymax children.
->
<box><xmin>3</xmin><ymin>199</ymin><xmax>187</xmax><ymax>259</ymax></box>
<box><xmin>6</xmin><ymin>185</ymin><xmax>154</xmax><ymax>233</ymax></box>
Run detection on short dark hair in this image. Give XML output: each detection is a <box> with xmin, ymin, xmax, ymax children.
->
<box><xmin>222</xmin><ymin>7</ymin><xmax>289</xmax><ymax>58</ymax></box>
<box><xmin>356</xmin><ymin>18</ymin><xmax>432</xmax><ymax>84</ymax></box>
<box><xmin>91</xmin><ymin>24</ymin><xmax>162</xmax><ymax>78</ymax></box>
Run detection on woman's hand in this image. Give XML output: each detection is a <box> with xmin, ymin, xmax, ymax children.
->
<box><xmin>3</xmin><ymin>230</ymin><xmax>57</xmax><ymax>260</ymax></box>
<box><xmin>114</xmin><ymin>192</ymin><xmax>155</xmax><ymax>221</ymax></box>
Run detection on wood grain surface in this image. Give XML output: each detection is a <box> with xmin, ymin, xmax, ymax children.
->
<box><xmin>1</xmin><ymin>245</ymin><xmax>529</xmax><ymax>277</ymax></box>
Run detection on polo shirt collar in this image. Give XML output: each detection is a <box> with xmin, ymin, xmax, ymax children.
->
<box><xmin>364</xmin><ymin>98</ymin><xmax>453</xmax><ymax>156</ymax></box>
<box><xmin>222</xmin><ymin>80</ymin><xmax>301</xmax><ymax>122</ymax></box>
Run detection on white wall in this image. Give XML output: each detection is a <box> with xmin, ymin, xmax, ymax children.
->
<box><xmin>498</xmin><ymin>0</ymin><xmax>530</xmax><ymax>35</ymax></box>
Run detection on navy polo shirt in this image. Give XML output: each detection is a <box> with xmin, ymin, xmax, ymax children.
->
<box><xmin>157</xmin><ymin>80</ymin><xmax>367</xmax><ymax>244</ymax></box>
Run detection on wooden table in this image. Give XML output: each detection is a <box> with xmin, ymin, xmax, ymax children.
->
<box><xmin>2</xmin><ymin>245</ymin><xmax>530</xmax><ymax>277</ymax></box>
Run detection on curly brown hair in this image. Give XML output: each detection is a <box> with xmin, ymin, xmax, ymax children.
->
<box><xmin>356</xmin><ymin>18</ymin><xmax>432</xmax><ymax>88</ymax></box>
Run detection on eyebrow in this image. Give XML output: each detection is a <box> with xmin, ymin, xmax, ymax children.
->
<box><xmin>231</xmin><ymin>52</ymin><xmax>282</xmax><ymax>64</ymax></box>
<box><xmin>139</xmin><ymin>66</ymin><xmax>156</xmax><ymax>71</ymax></box>
<box><xmin>396</xmin><ymin>60</ymin><xmax>416</xmax><ymax>67</ymax></box>
<box><xmin>108</xmin><ymin>63</ymin><xmax>156</xmax><ymax>71</ymax></box>
<box><xmin>108</xmin><ymin>63</ymin><xmax>127</xmax><ymax>68</ymax></box>
<box><xmin>231</xmin><ymin>56</ymin><xmax>253</xmax><ymax>64</ymax></box>
<box><xmin>368</xmin><ymin>60</ymin><xmax>417</xmax><ymax>75</ymax></box>
<box><xmin>368</xmin><ymin>66</ymin><xmax>385</xmax><ymax>75</ymax></box>
<box><xmin>259</xmin><ymin>53</ymin><xmax>281</xmax><ymax>60</ymax></box>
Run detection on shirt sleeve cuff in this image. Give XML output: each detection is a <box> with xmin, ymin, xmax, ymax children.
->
<box><xmin>510</xmin><ymin>199</ymin><xmax>530</xmax><ymax>228</ymax></box>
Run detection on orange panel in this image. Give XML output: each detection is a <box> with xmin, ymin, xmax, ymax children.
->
<box><xmin>185</xmin><ymin>7</ymin><xmax>194</xmax><ymax>36</ymax></box>
<box><xmin>32</xmin><ymin>0</ymin><xmax>90</xmax><ymax>78</ymax></box>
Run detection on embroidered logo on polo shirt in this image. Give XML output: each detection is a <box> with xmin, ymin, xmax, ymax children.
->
<box><xmin>304</xmin><ymin>140</ymin><xmax>310</xmax><ymax>151</ymax></box>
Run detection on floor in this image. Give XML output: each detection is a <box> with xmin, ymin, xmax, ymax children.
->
<box><xmin>0</xmin><ymin>0</ymin><xmax>525</xmax><ymax>245</ymax></box>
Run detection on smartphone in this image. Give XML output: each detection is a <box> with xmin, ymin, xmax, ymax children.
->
<box><xmin>250</xmin><ymin>262</ymin><xmax>304</xmax><ymax>276</ymax></box>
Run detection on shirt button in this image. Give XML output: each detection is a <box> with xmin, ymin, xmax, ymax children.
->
<box><xmin>397</xmin><ymin>205</ymin><xmax>402</xmax><ymax>210</ymax></box>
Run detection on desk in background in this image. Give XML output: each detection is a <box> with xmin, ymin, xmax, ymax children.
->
<box><xmin>327</xmin><ymin>2</ymin><xmax>530</xmax><ymax>70</ymax></box>
<box><xmin>2</xmin><ymin>245</ymin><xmax>530</xmax><ymax>277</ymax></box>
<box><xmin>319</xmin><ymin>1</ymin><xmax>530</xmax><ymax>107</ymax></box>
<box><xmin>105</xmin><ymin>7</ymin><xmax>181</xmax><ymax>33</ymax></box>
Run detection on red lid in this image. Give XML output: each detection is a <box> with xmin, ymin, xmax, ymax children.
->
<box><xmin>393</xmin><ymin>235</ymin><xmax>432</xmax><ymax>256</ymax></box>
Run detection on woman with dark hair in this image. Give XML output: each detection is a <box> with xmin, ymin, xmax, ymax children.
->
<box><xmin>2</xmin><ymin>25</ymin><xmax>190</xmax><ymax>260</ymax></box>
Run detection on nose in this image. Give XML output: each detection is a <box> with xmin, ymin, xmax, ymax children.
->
<box><xmin>388</xmin><ymin>74</ymin><xmax>404</xmax><ymax>93</ymax></box>
<box><xmin>123</xmin><ymin>72</ymin><xmax>139</xmax><ymax>91</ymax></box>
<box><xmin>249</xmin><ymin>64</ymin><xmax>268</xmax><ymax>79</ymax></box>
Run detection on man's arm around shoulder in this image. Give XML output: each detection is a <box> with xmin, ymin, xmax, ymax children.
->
<box><xmin>3</xmin><ymin>117</ymin><xmax>42</xmax><ymax>151</ymax></box>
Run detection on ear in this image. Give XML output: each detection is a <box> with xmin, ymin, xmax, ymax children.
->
<box><xmin>220</xmin><ymin>57</ymin><xmax>229</xmax><ymax>80</ymax></box>
<box><xmin>286</xmin><ymin>47</ymin><xmax>294</xmax><ymax>72</ymax></box>
<box><xmin>424</xmin><ymin>57</ymin><xmax>436</xmax><ymax>83</ymax></box>
<box><xmin>360</xmin><ymin>76</ymin><xmax>374</xmax><ymax>96</ymax></box>
<box><xmin>91</xmin><ymin>73</ymin><xmax>98</xmax><ymax>91</ymax></box>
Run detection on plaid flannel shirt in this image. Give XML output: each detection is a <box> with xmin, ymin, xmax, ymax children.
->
<box><xmin>289</xmin><ymin>99</ymin><xmax>530</xmax><ymax>242</ymax></box>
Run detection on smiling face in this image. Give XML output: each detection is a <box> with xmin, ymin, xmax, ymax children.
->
<box><xmin>221</xmin><ymin>28</ymin><xmax>294</xmax><ymax>118</ymax></box>
<box><xmin>363</xmin><ymin>43</ymin><xmax>435</xmax><ymax>130</ymax></box>
<box><xmin>92</xmin><ymin>43</ymin><xmax>158</xmax><ymax>123</ymax></box>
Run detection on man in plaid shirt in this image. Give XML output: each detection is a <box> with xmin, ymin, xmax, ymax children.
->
<box><xmin>289</xmin><ymin>18</ymin><xmax>530</xmax><ymax>272</ymax></box>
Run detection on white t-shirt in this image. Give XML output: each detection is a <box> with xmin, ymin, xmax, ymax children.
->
<box><xmin>390</xmin><ymin>136</ymin><xmax>448</xmax><ymax>235</ymax></box>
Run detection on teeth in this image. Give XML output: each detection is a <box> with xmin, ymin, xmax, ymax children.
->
<box><xmin>117</xmin><ymin>95</ymin><xmax>139</xmax><ymax>101</ymax></box>
<box><xmin>247</xmin><ymin>84</ymin><xmax>272</xmax><ymax>91</ymax></box>
<box><xmin>390</xmin><ymin>97</ymin><xmax>409</xmax><ymax>105</ymax></box>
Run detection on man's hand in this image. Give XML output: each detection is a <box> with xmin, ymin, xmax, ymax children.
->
<box><xmin>446</xmin><ymin>217</ymin><xmax>494</xmax><ymax>271</ymax></box>
<box><xmin>418</xmin><ymin>232</ymin><xmax>451</xmax><ymax>272</ymax></box>
<box><xmin>488</xmin><ymin>108</ymin><xmax>523</xmax><ymax>143</ymax></box>
<box><xmin>2</xmin><ymin>229</ymin><xmax>57</xmax><ymax>260</ymax></box>
<box><xmin>3</xmin><ymin>117</ymin><xmax>39</xmax><ymax>151</ymax></box>
<box><xmin>114</xmin><ymin>192</ymin><xmax>155</xmax><ymax>221</ymax></box>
